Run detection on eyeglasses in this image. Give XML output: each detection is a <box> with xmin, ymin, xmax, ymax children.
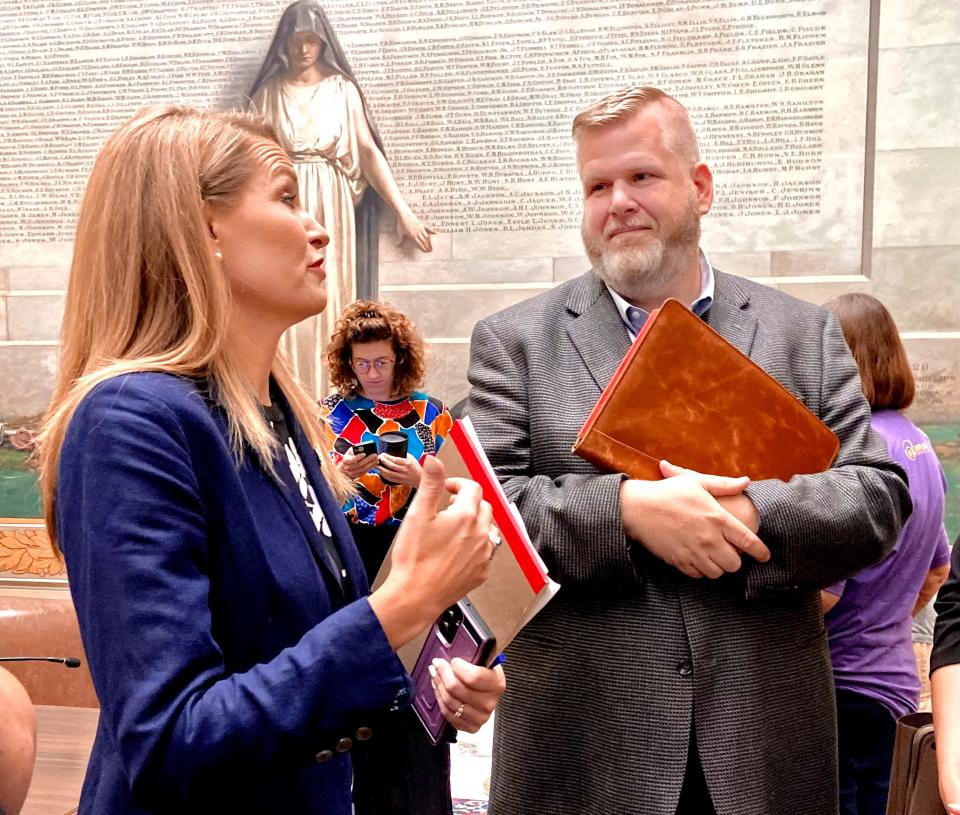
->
<box><xmin>352</xmin><ymin>358</ymin><xmax>395</xmax><ymax>374</ymax></box>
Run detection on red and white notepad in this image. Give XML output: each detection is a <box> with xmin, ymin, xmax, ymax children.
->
<box><xmin>444</xmin><ymin>418</ymin><xmax>550</xmax><ymax>593</ymax></box>
<box><xmin>375</xmin><ymin>416</ymin><xmax>560</xmax><ymax>671</ymax></box>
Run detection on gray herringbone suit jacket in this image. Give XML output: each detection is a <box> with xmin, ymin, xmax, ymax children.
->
<box><xmin>465</xmin><ymin>270</ymin><xmax>911</xmax><ymax>815</ymax></box>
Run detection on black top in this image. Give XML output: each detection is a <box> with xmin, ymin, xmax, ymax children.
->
<box><xmin>932</xmin><ymin>533</ymin><xmax>960</xmax><ymax>672</ymax></box>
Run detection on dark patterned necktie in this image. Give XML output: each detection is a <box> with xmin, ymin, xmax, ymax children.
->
<box><xmin>626</xmin><ymin>306</ymin><xmax>647</xmax><ymax>333</ymax></box>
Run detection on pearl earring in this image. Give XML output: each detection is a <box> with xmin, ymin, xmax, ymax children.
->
<box><xmin>214</xmin><ymin>250</ymin><xmax>223</xmax><ymax>261</ymax></box>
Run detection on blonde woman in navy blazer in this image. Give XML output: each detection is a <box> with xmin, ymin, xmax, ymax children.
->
<box><xmin>37</xmin><ymin>106</ymin><xmax>504</xmax><ymax>815</ymax></box>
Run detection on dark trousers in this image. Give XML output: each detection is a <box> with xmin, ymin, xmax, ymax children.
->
<box><xmin>349</xmin><ymin>520</ymin><xmax>453</xmax><ymax>815</ymax></box>
<box><xmin>836</xmin><ymin>688</ymin><xmax>898</xmax><ymax>815</ymax></box>
<box><xmin>352</xmin><ymin>708</ymin><xmax>452</xmax><ymax>815</ymax></box>
<box><xmin>350</xmin><ymin>520</ymin><xmax>400</xmax><ymax>588</ymax></box>
<box><xmin>676</xmin><ymin>728</ymin><xmax>716</xmax><ymax>815</ymax></box>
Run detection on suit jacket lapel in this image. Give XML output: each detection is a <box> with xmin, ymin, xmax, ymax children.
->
<box><xmin>566</xmin><ymin>271</ymin><xmax>632</xmax><ymax>392</ymax></box>
<box><xmin>706</xmin><ymin>270</ymin><xmax>758</xmax><ymax>358</ymax></box>
<box><xmin>266</xmin><ymin>388</ymin><xmax>365</xmax><ymax>601</ymax></box>
<box><xmin>284</xmin><ymin>404</ymin><xmax>370</xmax><ymax>601</ymax></box>
<box><xmin>269</xmin><ymin>443</ymin><xmax>348</xmax><ymax>601</ymax></box>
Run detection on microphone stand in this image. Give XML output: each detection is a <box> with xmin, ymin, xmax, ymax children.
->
<box><xmin>0</xmin><ymin>656</ymin><xmax>82</xmax><ymax>668</ymax></box>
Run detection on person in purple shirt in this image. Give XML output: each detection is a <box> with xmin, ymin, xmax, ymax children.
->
<box><xmin>821</xmin><ymin>293</ymin><xmax>952</xmax><ymax>815</ymax></box>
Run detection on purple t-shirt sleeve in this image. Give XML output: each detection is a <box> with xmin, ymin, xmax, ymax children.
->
<box><xmin>825</xmin><ymin>580</ymin><xmax>846</xmax><ymax>597</ymax></box>
<box><xmin>930</xmin><ymin>535</ymin><xmax>951</xmax><ymax>569</ymax></box>
<box><xmin>929</xmin><ymin>465</ymin><xmax>952</xmax><ymax>569</ymax></box>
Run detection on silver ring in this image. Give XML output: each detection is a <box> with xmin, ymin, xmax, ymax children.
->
<box><xmin>488</xmin><ymin>528</ymin><xmax>501</xmax><ymax>558</ymax></box>
<box><xmin>454</xmin><ymin>704</ymin><xmax>464</xmax><ymax>719</ymax></box>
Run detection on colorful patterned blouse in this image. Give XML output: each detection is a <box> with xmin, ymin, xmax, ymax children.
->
<box><xmin>320</xmin><ymin>390</ymin><xmax>453</xmax><ymax>528</ymax></box>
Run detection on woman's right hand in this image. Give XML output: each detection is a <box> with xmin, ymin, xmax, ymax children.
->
<box><xmin>368</xmin><ymin>456</ymin><xmax>493</xmax><ymax>649</ymax></box>
<box><xmin>338</xmin><ymin>448</ymin><xmax>378</xmax><ymax>480</ymax></box>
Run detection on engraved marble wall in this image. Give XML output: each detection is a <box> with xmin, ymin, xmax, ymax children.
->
<box><xmin>868</xmin><ymin>0</ymin><xmax>960</xmax><ymax>424</ymax></box>
<box><xmin>0</xmin><ymin>0</ymin><xmax>957</xmax><ymax>426</ymax></box>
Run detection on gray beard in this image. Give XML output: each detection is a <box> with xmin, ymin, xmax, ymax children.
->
<box><xmin>586</xmin><ymin>236</ymin><xmax>671</xmax><ymax>302</ymax></box>
<box><xmin>581</xmin><ymin>207</ymin><xmax>701</xmax><ymax>304</ymax></box>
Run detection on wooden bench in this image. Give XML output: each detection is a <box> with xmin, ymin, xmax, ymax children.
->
<box><xmin>0</xmin><ymin>588</ymin><xmax>98</xmax><ymax>814</ymax></box>
<box><xmin>0</xmin><ymin>589</ymin><xmax>97</xmax><ymax>709</ymax></box>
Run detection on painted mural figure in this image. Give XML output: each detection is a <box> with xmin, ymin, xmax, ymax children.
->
<box><xmin>250</xmin><ymin>0</ymin><xmax>432</xmax><ymax>398</ymax></box>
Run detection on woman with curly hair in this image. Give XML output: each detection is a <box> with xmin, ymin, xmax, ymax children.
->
<box><xmin>322</xmin><ymin>299</ymin><xmax>453</xmax><ymax>577</ymax></box>
<box><xmin>321</xmin><ymin>299</ymin><xmax>455</xmax><ymax>814</ymax></box>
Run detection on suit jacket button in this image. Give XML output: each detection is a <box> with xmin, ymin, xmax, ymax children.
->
<box><xmin>335</xmin><ymin>737</ymin><xmax>353</xmax><ymax>753</ymax></box>
<box><xmin>677</xmin><ymin>659</ymin><xmax>693</xmax><ymax>676</ymax></box>
<box><xmin>355</xmin><ymin>726</ymin><xmax>374</xmax><ymax>741</ymax></box>
<box><xmin>314</xmin><ymin>749</ymin><xmax>334</xmax><ymax>763</ymax></box>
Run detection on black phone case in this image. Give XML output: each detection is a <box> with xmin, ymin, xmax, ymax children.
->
<box><xmin>410</xmin><ymin>599</ymin><xmax>495</xmax><ymax>745</ymax></box>
<box><xmin>352</xmin><ymin>441</ymin><xmax>377</xmax><ymax>456</ymax></box>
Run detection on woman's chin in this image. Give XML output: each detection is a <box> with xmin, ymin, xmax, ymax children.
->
<box><xmin>295</xmin><ymin>293</ymin><xmax>327</xmax><ymax>320</ymax></box>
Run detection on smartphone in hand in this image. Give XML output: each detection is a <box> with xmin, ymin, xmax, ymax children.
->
<box><xmin>410</xmin><ymin>598</ymin><xmax>495</xmax><ymax>745</ymax></box>
<box><xmin>352</xmin><ymin>441</ymin><xmax>378</xmax><ymax>457</ymax></box>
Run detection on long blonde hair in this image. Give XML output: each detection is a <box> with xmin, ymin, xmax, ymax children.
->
<box><xmin>38</xmin><ymin>105</ymin><xmax>351</xmax><ymax>548</ymax></box>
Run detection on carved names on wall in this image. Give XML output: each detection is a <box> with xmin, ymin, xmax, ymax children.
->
<box><xmin>1</xmin><ymin>0</ymin><xmax>864</xmax><ymax>252</ymax></box>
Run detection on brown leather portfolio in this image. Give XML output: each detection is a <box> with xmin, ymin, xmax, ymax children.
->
<box><xmin>572</xmin><ymin>298</ymin><xmax>840</xmax><ymax>481</ymax></box>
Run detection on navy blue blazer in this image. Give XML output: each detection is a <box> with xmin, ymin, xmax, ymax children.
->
<box><xmin>57</xmin><ymin>373</ymin><xmax>412</xmax><ymax>814</ymax></box>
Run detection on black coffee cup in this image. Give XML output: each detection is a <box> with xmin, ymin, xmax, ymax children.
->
<box><xmin>377</xmin><ymin>432</ymin><xmax>409</xmax><ymax>484</ymax></box>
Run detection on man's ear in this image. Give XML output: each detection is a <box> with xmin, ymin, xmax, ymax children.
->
<box><xmin>692</xmin><ymin>162</ymin><xmax>714</xmax><ymax>216</ymax></box>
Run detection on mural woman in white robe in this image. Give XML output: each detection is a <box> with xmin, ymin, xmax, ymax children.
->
<box><xmin>250</xmin><ymin>0</ymin><xmax>432</xmax><ymax>398</ymax></box>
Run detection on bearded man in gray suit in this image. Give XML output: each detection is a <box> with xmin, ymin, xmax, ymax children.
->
<box><xmin>465</xmin><ymin>86</ymin><xmax>912</xmax><ymax>815</ymax></box>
